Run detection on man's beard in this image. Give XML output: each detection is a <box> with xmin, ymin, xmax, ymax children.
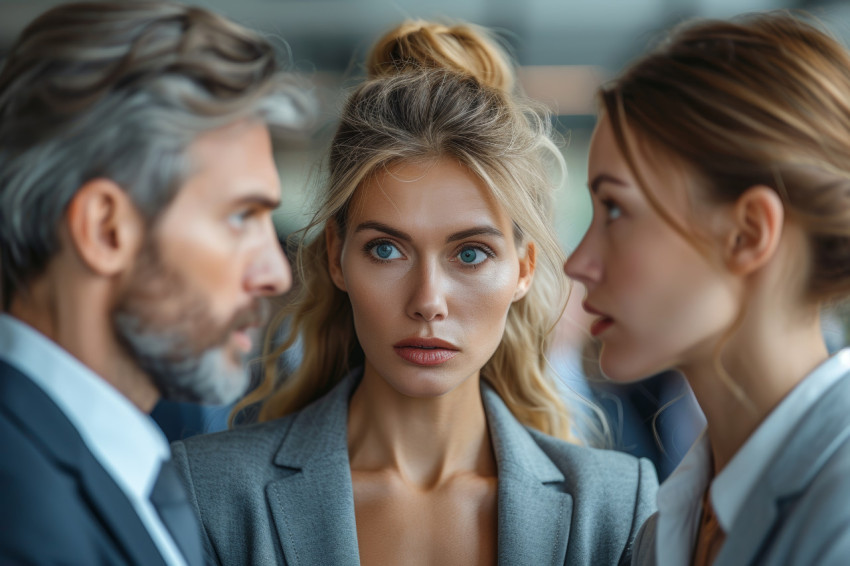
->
<box><xmin>112</xmin><ymin>241</ymin><xmax>268</xmax><ymax>405</ymax></box>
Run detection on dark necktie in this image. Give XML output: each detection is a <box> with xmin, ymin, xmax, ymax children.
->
<box><xmin>150</xmin><ymin>459</ymin><xmax>204</xmax><ymax>566</ymax></box>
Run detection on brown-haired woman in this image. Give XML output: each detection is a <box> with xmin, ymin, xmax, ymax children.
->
<box><xmin>172</xmin><ymin>20</ymin><xmax>657</xmax><ymax>566</ymax></box>
<box><xmin>565</xmin><ymin>11</ymin><xmax>850</xmax><ymax>566</ymax></box>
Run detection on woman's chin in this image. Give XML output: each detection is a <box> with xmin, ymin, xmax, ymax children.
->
<box><xmin>599</xmin><ymin>352</ymin><xmax>665</xmax><ymax>384</ymax></box>
<box><xmin>386</xmin><ymin>375</ymin><xmax>460</xmax><ymax>399</ymax></box>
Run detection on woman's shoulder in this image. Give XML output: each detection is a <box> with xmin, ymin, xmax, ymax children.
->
<box><xmin>515</xmin><ymin>424</ymin><xmax>658</xmax><ymax>564</ymax></box>
<box><xmin>170</xmin><ymin>413</ymin><xmax>303</xmax><ymax>503</ymax></box>
<box><xmin>481</xmin><ymin>380</ymin><xmax>658</xmax><ymax>498</ymax></box>
<box><xmin>529</xmin><ymin>427</ymin><xmax>659</xmax><ymax>502</ymax></box>
<box><xmin>175</xmin><ymin>415</ymin><xmax>296</xmax><ymax>465</ymax></box>
<box><xmin>168</xmin><ymin>408</ymin><xmax>324</xmax><ymax>564</ymax></box>
<box><xmin>172</xmin><ymin>374</ymin><xmax>357</xmax><ymax>489</ymax></box>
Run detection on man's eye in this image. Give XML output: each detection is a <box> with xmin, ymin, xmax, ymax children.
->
<box><xmin>228</xmin><ymin>210</ymin><xmax>253</xmax><ymax>229</ymax></box>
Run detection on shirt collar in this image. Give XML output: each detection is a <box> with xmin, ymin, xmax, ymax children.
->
<box><xmin>711</xmin><ymin>348</ymin><xmax>850</xmax><ymax>532</ymax></box>
<box><xmin>0</xmin><ymin>314</ymin><xmax>169</xmax><ymax>500</ymax></box>
<box><xmin>655</xmin><ymin>430</ymin><xmax>711</xmax><ymax>566</ymax></box>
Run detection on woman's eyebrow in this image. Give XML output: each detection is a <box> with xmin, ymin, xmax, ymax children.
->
<box><xmin>589</xmin><ymin>173</ymin><xmax>629</xmax><ymax>193</ymax></box>
<box><xmin>353</xmin><ymin>221</ymin><xmax>504</xmax><ymax>244</ymax></box>
<box><xmin>354</xmin><ymin>221</ymin><xmax>412</xmax><ymax>241</ymax></box>
<box><xmin>446</xmin><ymin>226</ymin><xmax>504</xmax><ymax>243</ymax></box>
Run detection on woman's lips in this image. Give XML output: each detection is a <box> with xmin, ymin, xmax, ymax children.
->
<box><xmin>393</xmin><ymin>337</ymin><xmax>459</xmax><ymax>366</ymax></box>
<box><xmin>583</xmin><ymin>301</ymin><xmax>614</xmax><ymax>337</ymax></box>
<box><xmin>589</xmin><ymin>317</ymin><xmax>614</xmax><ymax>337</ymax></box>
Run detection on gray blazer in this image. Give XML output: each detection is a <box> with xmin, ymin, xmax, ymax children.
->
<box><xmin>172</xmin><ymin>373</ymin><xmax>657</xmax><ymax>566</ymax></box>
<box><xmin>632</xmin><ymin>372</ymin><xmax>850</xmax><ymax>565</ymax></box>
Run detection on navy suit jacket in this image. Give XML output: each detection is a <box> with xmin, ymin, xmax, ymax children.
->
<box><xmin>0</xmin><ymin>359</ymin><xmax>168</xmax><ymax>565</ymax></box>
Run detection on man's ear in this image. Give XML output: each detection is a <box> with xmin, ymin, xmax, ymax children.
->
<box><xmin>724</xmin><ymin>185</ymin><xmax>784</xmax><ymax>276</ymax></box>
<box><xmin>513</xmin><ymin>241</ymin><xmax>536</xmax><ymax>302</ymax></box>
<box><xmin>325</xmin><ymin>220</ymin><xmax>347</xmax><ymax>292</ymax></box>
<box><xmin>65</xmin><ymin>179</ymin><xmax>144</xmax><ymax>276</ymax></box>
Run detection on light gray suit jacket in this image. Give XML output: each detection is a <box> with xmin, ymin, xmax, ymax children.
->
<box><xmin>172</xmin><ymin>373</ymin><xmax>657</xmax><ymax>565</ymax></box>
<box><xmin>632</xmin><ymin>372</ymin><xmax>850</xmax><ymax>565</ymax></box>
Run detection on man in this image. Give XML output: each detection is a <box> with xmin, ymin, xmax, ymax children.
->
<box><xmin>0</xmin><ymin>2</ymin><xmax>312</xmax><ymax>564</ymax></box>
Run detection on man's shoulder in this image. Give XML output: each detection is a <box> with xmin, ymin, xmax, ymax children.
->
<box><xmin>0</xmin><ymin>395</ymin><xmax>74</xmax><ymax>488</ymax></box>
<box><xmin>0</xmin><ymin>402</ymin><xmax>133</xmax><ymax>564</ymax></box>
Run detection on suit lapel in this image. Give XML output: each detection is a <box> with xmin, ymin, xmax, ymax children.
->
<box><xmin>263</xmin><ymin>374</ymin><xmax>573</xmax><ymax>566</ymax></box>
<box><xmin>483</xmin><ymin>382</ymin><xmax>572</xmax><ymax>566</ymax></box>
<box><xmin>716</xmin><ymin>372</ymin><xmax>850</xmax><ymax>565</ymax></box>
<box><xmin>0</xmin><ymin>361</ymin><xmax>167</xmax><ymax>566</ymax></box>
<box><xmin>267</xmin><ymin>373</ymin><xmax>362</xmax><ymax>566</ymax></box>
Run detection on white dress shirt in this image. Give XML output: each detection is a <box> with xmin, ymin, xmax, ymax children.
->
<box><xmin>653</xmin><ymin>348</ymin><xmax>850</xmax><ymax>566</ymax></box>
<box><xmin>0</xmin><ymin>314</ymin><xmax>188</xmax><ymax>566</ymax></box>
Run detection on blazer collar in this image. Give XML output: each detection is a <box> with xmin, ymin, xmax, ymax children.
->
<box><xmin>266</xmin><ymin>371</ymin><xmax>571</xmax><ymax>566</ymax></box>
<box><xmin>268</xmin><ymin>370</ymin><xmax>362</xmax><ymax>566</ymax></box>
<box><xmin>717</xmin><ymin>372</ymin><xmax>850</xmax><ymax>565</ymax></box>
<box><xmin>482</xmin><ymin>381</ymin><xmax>572</xmax><ymax>566</ymax></box>
<box><xmin>0</xmin><ymin>360</ymin><xmax>167</xmax><ymax>566</ymax></box>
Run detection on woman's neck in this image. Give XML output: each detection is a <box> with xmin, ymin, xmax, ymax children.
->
<box><xmin>681</xmin><ymin>306</ymin><xmax>828</xmax><ymax>475</ymax></box>
<box><xmin>347</xmin><ymin>363</ymin><xmax>496</xmax><ymax>488</ymax></box>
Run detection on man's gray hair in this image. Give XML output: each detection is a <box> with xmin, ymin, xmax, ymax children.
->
<box><xmin>0</xmin><ymin>1</ymin><xmax>313</xmax><ymax>309</ymax></box>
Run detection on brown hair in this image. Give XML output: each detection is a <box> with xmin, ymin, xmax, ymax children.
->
<box><xmin>601</xmin><ymin>11</ymin><xmax>850</xmax><ymax>303</ymax></box>
<box><xmin>233</xmin><ymin>21</ymin><xmax>576</xmax><ymax>441</ymax></box>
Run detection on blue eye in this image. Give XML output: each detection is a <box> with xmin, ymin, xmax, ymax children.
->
<box><xmin>227</xmin><ymin>209</ymin><xmax>253</xmax><ymax>230</ymax></box>
<box><xmin>370</xmin><ymin>242</ymin><xmax>402</xmax><ymax>261</ymax></box>
<box><xmin>603</xmin><ymin>200</ymin><xmax>622</xmax><ymax>222</ymax></box>
<box><xmin>457</xmin><ymin>247</ymin><xmax>487</xmax><ymax>266</ymax></box>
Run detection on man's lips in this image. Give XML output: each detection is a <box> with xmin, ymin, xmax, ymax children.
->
<box><xmin>582</xmin><ymin>301</ymin><xmax>614</xmax><ymax>337</ymax></box>
<box><xmin>227</xmin><ymin>301</ymin><xmax>268</xmax><ymax>354</ymax></box>
<box><xmin>393</xmin><ymin>337</ymin><xmax>459</xmax><ymax>366</ymax></box>
<box><xmin>231</xmin><ymin>325</ymin><xmax>258</xmax><ymax>353</ymax></box>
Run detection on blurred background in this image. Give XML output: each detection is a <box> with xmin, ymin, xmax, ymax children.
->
<box><xmin>3</xmin><ymin>0</ymin><xmax>850</xmax><ymax>479</ymax></box>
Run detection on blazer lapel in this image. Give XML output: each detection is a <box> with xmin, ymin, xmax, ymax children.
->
<box><xmin>482</xmin><ymin>382</ymin><xmax>572</xmax><ymax>566</ymax></box>
<box><xmin>0</xmin><ymin>361</ymin><xmax>166</xmax><ymax>566</ymax></box>
<box><xmin>267</xmin><ymin>373</ymin><xmax>362</xmax><ymax>566</ymax></box>
<box><xmin>716</xmin><ymin>372</ymin><xmax>850</xmax><ymax>565</ymax></box>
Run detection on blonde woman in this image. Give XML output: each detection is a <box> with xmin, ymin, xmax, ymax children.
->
<box><xmin>565</xmin><ymin>12</ymin><xmax>850</xmax><ymax>566</ymax></box>
<box><xmin>173</xmin><ymin>21</ymin><xmax>656</xmax><ymax>565</ymax></box>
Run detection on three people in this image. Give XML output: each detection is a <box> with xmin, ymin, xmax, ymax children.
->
<box><xmin>0</xmin><ymin>2</ymin><xmax>311</xmax><ymax>564</ymax></box>
<box><xmin>171</xmin><ymin>21</ymin><xmax>656</xmax><ymax>566</ymax></box>
<box><xmin>6</xmin><ymin>4</ymin><xmax>850</xmax><ymax>566</ymax></box>
<box><xmin>565</xmin><ymin>12</ymin><xmax>850</xmax><ymax>566</ymax></box>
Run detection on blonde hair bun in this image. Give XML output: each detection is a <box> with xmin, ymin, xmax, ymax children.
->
<box><xmin>366</xmin><ymin>20</ymin><xmax>515</xmax><ymax>92</ymax></box>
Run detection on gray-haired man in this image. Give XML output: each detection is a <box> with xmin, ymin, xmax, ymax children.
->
<box><xmin>0</xmin><ymin>2</ymin><xmax>311</xmax><ymax>564</ymax></box>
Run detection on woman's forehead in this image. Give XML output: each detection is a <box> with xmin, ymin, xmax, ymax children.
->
<box><xmin>346</xmin><ymin>158</ymin><xmax>514</xmax><ymax>240</ymax></box>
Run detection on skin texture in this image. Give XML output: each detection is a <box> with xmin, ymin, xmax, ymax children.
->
<box><xmin>327</xmin><ymin>157</ymin><xmax>533</xmax><ymax>565</ymax></box>
<box><xmin>564</xmin><ymin>113</ymin><xmax>828</xmax><ymax>472</ymax></box>
<box><xmin>564</xmin><ymin>114</ymin><xmax>740</xmax><ymax>384</ymax></box>
<box><xmin>11</xmin><ymin>120</ymin><xmax>291</xmax><ymax>411</ymax></box>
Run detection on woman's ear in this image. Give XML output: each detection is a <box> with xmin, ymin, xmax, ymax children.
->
<box><xmin>325</xmin><ymin>220</ymin><xmax>348</xmax><ymax>292</ymax></box>
<box><xmin>724</xmin><ymin>185</ymin><xmax>784</xmax><ymax>275</ymax></box>
<box><xmin>65</xmin><ymin>178</ymin><xmax>144</xmax><ymax>276</ymax></box>
<box><xmin>513</xmin><ymin>241</ymin><xmax>536</xmax><ymax>302</ymax></box>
